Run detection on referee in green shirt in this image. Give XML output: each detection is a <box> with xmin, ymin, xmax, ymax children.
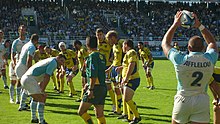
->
<box><xmin>78</xmin><ymin>36</ymin><xmax>107</xmax><ymax>124</ymax></box>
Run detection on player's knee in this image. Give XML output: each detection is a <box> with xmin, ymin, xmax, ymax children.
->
<box><xmin>78</xmin><ymin>109</ymin><xmax>84</xmax><ymax>116</ymax></box>
<box><xmin>213</xmin><ymin>105</ymin><xmax>220</xmax><ymax>112</ymax></box>
<box><xmin>96</xmin><ymin>111</ymin><xmax>104</xmax><ymax>118</ymax></box>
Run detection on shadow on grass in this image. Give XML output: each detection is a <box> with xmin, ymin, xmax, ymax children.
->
<box><xmin>155</xmin><ymin>87</ymin><xmax>176</xmax><ymax>91</ymax></box>
<box><xmin>141</xmin><ymin>114</ymin><xmax>171</xmax><ymax>123</ymax></box>
<box><xmin>137</xmin><ymin>105</ymin><xmax>158</xmax><ymax>110</ymax></box>
<box><xmin>46</xmin><ymin>102</ymin><xmax>79</xmax><ymax>109</ymax></box>
<box><xmin>46</xmin><ymin>109</ymin><xmax>77</xmax><ymax>115</ymax></box>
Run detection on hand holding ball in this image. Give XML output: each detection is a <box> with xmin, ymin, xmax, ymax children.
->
<box><xmin>180</xmin><ymin>10</ymin><xmax>195</xmax><ymax>28</ymax></box>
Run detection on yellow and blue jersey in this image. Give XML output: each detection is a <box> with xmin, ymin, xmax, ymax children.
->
<box><xmin>48</xmin><ymin>49</ymin><xmax>59</xmax><ymax>57</ymax></box>
<box><xmin>139</xmin><ymin>47</ymin><xmax>153</xmax><ymax>64</ymax></box>
<box><xmin>77</xmin><ymin>46</ymin><xmax>88</xmax><ymax>69</ymax></box>
<box><xmin>112</xmin><ymin>39</ymin><xmax>124</xmax><ymax>66</ymax></box>
<box><xmin>210</xmin><ymin>67</ymin><xmax>220</xmax><ymax>84</ymax></box>
<box><xmin>34</xmin><ymin>49</ymin><xmax>49</xmax><ymax>62</ymax></box>
<box><xmin>122</xmin><ymin>49</ymin><xmax>139</xmax><ymax>80</ymax></box>
<box><xmin>98</xmin><ymin>39</ymin><xmax>112</xmax><ymax>66</ymax></box>
<box><xmin>60</xmin><ymin>49</ymin><xmax>77</xmax><ymax>69</ymax></box>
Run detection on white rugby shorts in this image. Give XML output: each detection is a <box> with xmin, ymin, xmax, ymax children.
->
<box><xmin>21</xmin><ymin>75</ymin><xmax>42</xmax><ymax>95</ymax></box>
<box><xmin>172</xmin><ymin>93</ymin><xmax>210</xmax><ymax>123</ymax></box>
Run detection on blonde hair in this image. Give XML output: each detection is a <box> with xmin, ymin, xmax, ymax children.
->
<box><xmin>105</xmin><ymin>30</ymin><xmax>118</xmax><ymax>40</ymax></box>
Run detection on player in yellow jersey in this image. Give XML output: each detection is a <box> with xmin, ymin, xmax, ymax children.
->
<box><xmin>116</xmin><ymin>39</ymin><xmax>141</xmax><ymax>123</ymax></box>
<box><xmin>73</xmin><ymin>40</ymin><xmax>89</xmax><ymax>102</ymax></box>
<box><xmin>209</xmin><ymin>67</ymin><xmax>220</xmax><ymax>124</ymax></box>
<box><xmin>173</xmin><ymin>42</ymin><xmax>180</xmax><ymax>51</ymax></box>
<box><xmin>96</xmin><ymin>28</ymin><xmax>116</xmax><ymax>112</ymax></box>
<box><xmin>58</xmin><ymin>42</ymin><xmax>79</xmax><ymax>97</ymax></box>
<box><xmin>44</xmin><ymin>46</ymin><xmax>59</xmax><ymax>90</ymax></box>
<box><xmin>138</xmin><ymin>42</ymin><xmax>155</xmax><ymax>90</ymax></box>
<box><xmin>34</xmin><ymin>45</ymin><xmax>49</xmax><ymax>63</ymax></box>
<box><xmin>106</xmin><ymin>30</ymin><xmax>123</xmax><ymax>115</ymax></box>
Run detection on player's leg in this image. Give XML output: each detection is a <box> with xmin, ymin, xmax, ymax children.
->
<box><xmin>107</xmin><ymin>83</ymin><xmax>116</xmax><ymax>111</ymax></box>
<box><xmin>67</xmin><ymin>70</ymin><xmax>78</xmax><ymax>97</ymax></box>
<box><xmin>112</xmin><ymin>67</ymin><xmax>122</xmax><ymax>114</ymax></box>
<box><xmin>9</xmin><ymin>80</ymin><xmax>16</xmax><ymax>103</ymax></box>
<box><xmin>56</xmin><ymin>70</ymin><xmax>61</xmax><ymax>92</ymax></box>
<box><xmin>18</xmin><ymin>89</ymin><xmax>29</xmax><ymax>111</ymax></box>
<box><xmin>9</xmin><ymin>62</ymin><xmax>21</xmax><ymax>104</ymax></box>
<box><xmin>106</xmin><ymin>68</ymin><xmax>116</xmax><ymax>111</ymax></box>
<box><xmin>1</xmin><ymin>66</ymin><xmax>9</xmax><ymax>89</ymax></box>
<box><xmin>31</xmin><ymin>94</ymin><xmax>47</xmax><ymax>124</ymax></box>
<box><xmin>124</xmin><ymin>79</ymin><xmax>141</xmax><ymax>124</ymax></box>
<box><xmin>51</xmin><ymin>73</ymin><xmax>57</xmax><ymax>90</ymax></box>
<box><xmin>76</xmin><ymin>72</ymin><xmax>86</xmax><ymax>102</ymax></box>
<box><xmin>114</xmin><ymin>82</ymin><xmax>122</xmax><ymax>114</ymax></box>
<box><xmin>118</xmin><ymin>87</ymin><xmax>128</xmax><ymax>120</ymax></box>
<box><xmin>78</xmin><ymin>102</ymin><xmax>93</xmax><ymax>124</ymax></box>
<box><xmin>147</xmin><ymin>62</ymin><xmax>155</xmax><ymax>90</ymax></box>
<box><xmin>213</xmin><ymin>105</ymin><xmax>220</xmax><ymax>124</ymax></box>
<box><xmin>94</xmin><ymin>105</ymin><xmax>106</xmax><ymax>124</ymax></box>
<box><xmin>59</xmin><ymin>70</ymin><xmax>65</xmax><ymax>93</ymax></box>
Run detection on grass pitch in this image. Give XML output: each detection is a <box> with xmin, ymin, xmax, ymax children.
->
<box><xmin>0</xmin><ymin>60</ymin><xmax>216</xmax><ymax>124</ymax></box>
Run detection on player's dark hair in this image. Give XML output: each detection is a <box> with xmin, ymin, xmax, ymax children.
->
<box><xmin>74</xmin><ymin>40</ymin><xmax>82</xmax><ymax>46</ymax></box>
<box><xmin>18</xmin><ymin>25</ymin><xmax>26</xmax><ymax>31</ymax></box>
<box><xmin>58</xmin><ymin>54</ymin><xmax>66</xmax><ymax>60</ymax></box>
<box><xmin>86</xmin><ymin>36</ymin><xmax>97</xmax><ymax>49</ymax></box>
<box><xmin>124</xmin><ymin>39</ymin><xmax>134</xmax><ymax>49</ymax></box>
<box><xmin>96</xmin><ymin>28</ymin><xmax>104</xmax><ymax>33</ymax></box>
<box><xmin>30</xmin><ymin>34</ymin><xmax>39</xmax><ymax>41</ymax></box>
<box><xmin>44</xmin><ymin>46</ymin><xmax>50</xmax><ymax>49</ymax></box>
<box><xmin>138</xmin><ymin>42</ymin><xmax>143</xmax><ymax>46</ymax></box>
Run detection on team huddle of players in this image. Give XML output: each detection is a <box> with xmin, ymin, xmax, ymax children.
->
<box><xmin>0</xmin><ymin>25</ymin><xmax>155</xmax><ymax>124</ymax></box>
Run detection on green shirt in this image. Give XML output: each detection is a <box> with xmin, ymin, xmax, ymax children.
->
<box><xmin>86</xmin><ymin>51</ymin><xmax>106</xmax><ymax>86</ymax></box>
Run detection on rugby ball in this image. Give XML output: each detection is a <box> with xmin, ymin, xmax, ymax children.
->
<box><xmin>181</xmin><ymin>10</ymin><xmax>195</xmax><ymax>28</ymax></box>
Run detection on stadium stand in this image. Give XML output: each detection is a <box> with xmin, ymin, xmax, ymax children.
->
<box><xmin>0</xmin><ymin>0</ymin><xmax>219</xmax><ymax>51</ymax></box>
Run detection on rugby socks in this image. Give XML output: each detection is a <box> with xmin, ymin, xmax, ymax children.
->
<box><xmin>9</xmin><ymin>84</ymin><xmax>14</xmax><ymax>101</ymax></box>
<box><xmin>51</xmin><ymin>75</ymin><xmax>57</xmax><ymax>88</ymax></box>
<box><xmin>20</xmin><ymin>90</ymin><xmax>28</xmax><ymax>108</ymax></box>
<box><xmin>122</xmin><ymin>98</ymin><xmax>128</xmax><ymax>115</ymax></box>
<box><xmin>147</xmin><ymin>76</ymin><xmax>154</xmax><ymax>86</ymax></box>
<box><xmin>60</xmin><ymin>78</ymin><xmax>65</xmax><ymax>92</ymax></box>
<box><xmin>57</xmin><ymin>81</ymin><xmax>60</xmax><ymax>91</ymax></box>
<box><xmin>16</xmin><ymin>86</ymin><xmax>22</xmax><ymax>102</ymax></box>
<box><xmin>115</xmin><ymin>94</ymin><xmax>122</xmax><ymax>113</ymax></box>
<box><xmin>81</xmin><ymin>113</ymin><xmax>93</xmax><ymax>124</ymax></box>
<box><xmin>127</xmin><ymin>104</ymin><xmax>133</xmax><ymax>121</ymax></box>
<box><xmin>30</xmin><ymin>100</ymin><xmax>38</xmax><ymax>120</ymax></box>
<box><xmin>97</xmin><ymin>116</ymin><xmax>106</xmax><ymax>124</ymax></box>
<box><xmin>2</xmin><ymin>76</ymin><xmax>8</xmax><ymax>87</ymax></box>
<box><xmin>68</xmin><ymin>81</ymin><xmax>76</xmax><ymax>95</ymax></box>
<box><xmin>80</xmin><ymin>88</ymin><xmax>84</xmax><ymax>100</ymax></box>
<box><xmin>127</xmin><ymin>100</ymin><xmax>139</xmax><ymax>118</ymax></box>
<box><xmin>108</xmin><ymin>89</ymin><xmax>116</xmax><ymax>107</ymax></box>
<box><xmin>37</xmin><ymin>102</ymin><xmax>45</xmax><ymax>124</ymax></box>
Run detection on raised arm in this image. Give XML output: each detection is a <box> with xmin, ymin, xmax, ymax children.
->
<box><xmin>161</xmin><ymin>11</ymin><xmax>182</xmax><ymax>58</ymax></box>
<box><xmin>193</xmin><ymin>14</ymin><xmax>218</xmax><ymax>52</ymax></box>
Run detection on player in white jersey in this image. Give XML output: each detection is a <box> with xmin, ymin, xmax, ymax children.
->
<box><xmin>15</xmin><ymin>34</ymin><xmax>39</xmax><ymax>110</ymax></box>
<box><xmin>162</xmin><ymin>11</ymin><xmax>218</xmax><ymax>124</ymax></box>
<box><xmin>9</xmin><ymin>25</ymin><xmax>29</xmax><ymax>104</ymax></box>
<box><xmin>21</xmin><ymin>54</ymin><xmax>66</xmax><ymax>124</ymax></box>
<box><xmin>0</xmin><ymin>30</ymin><xmax>9</xmax><ymax>89</ymax></box>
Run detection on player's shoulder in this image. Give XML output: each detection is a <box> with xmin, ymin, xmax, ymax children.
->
<box><xmin>127</xmin><ymin>49</ymin><xmax>137</xmax><ymax>56</ymax></box>
<box><xmin>12</xmin><ymin>38</ymin><xmax>20</xmax><ymax>45</ymax></box>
